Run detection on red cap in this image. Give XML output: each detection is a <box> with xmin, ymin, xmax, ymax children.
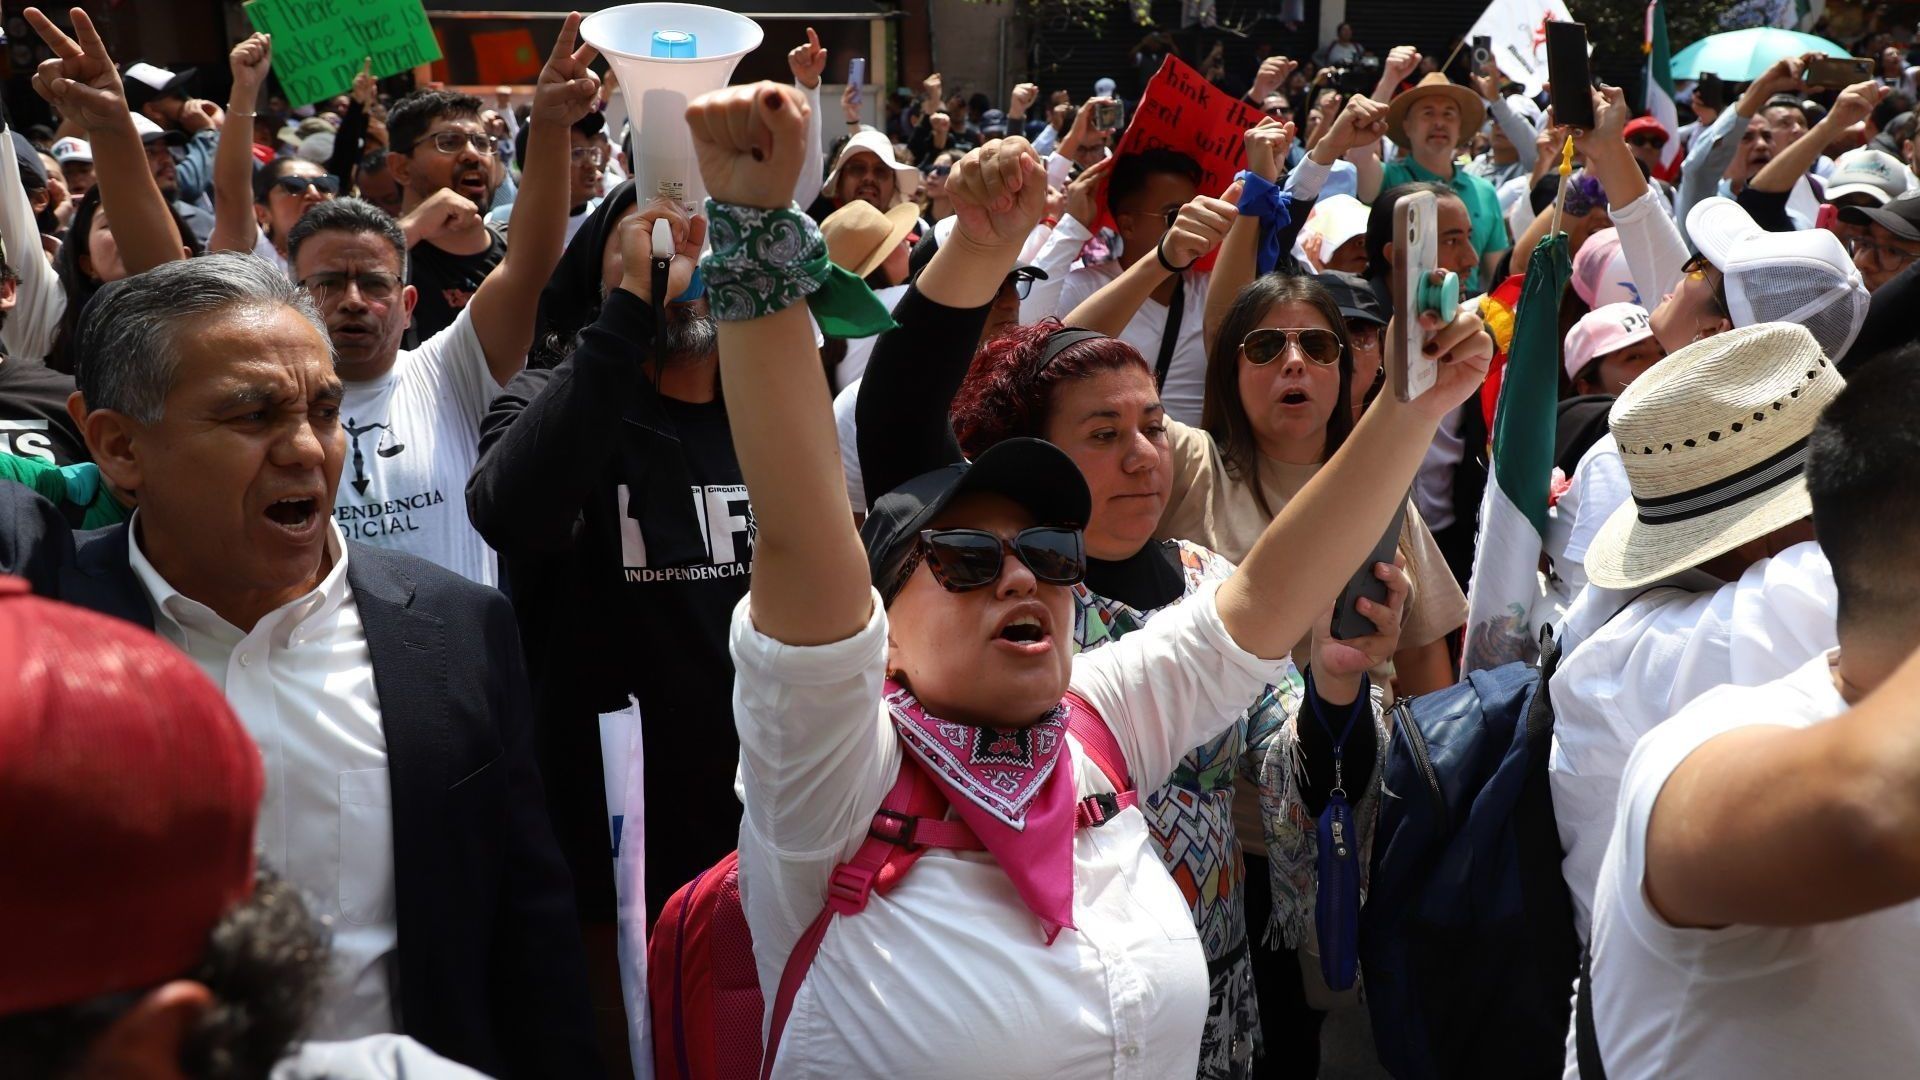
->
<box><xmin>1623</xmin><ymin>115</ymin><xmax>1670</xmax><ymax>143</ymax></box>
<box><xmin>0</xmin><ymin>576</ymin><xmax>262</xmax><ymax>1015</ymax></box>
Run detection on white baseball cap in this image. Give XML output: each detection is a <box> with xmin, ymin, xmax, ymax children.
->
<box><xmin>1564</xmin><ymin>302</ymin><xmax>1655</xmax><ymax>383</ymax></box>
<box><xmin>49</xmin><ymin>137</ymin><xmax>91</xmax><ymax>165</ymax></box>
<box><xmin>1823</xmin><ymin>147</ymin><xmax>1914</xmax><ymax>205</ymax></box>
<box><xmin>1297</xmin><ymin>194</ymin><xmax>1370</xmax><ymax>270</ymax></box>
<box><xmin>1686</xmin><ymin>196</ymin><xmax>1869</xmax><ymax>362</ymax></box>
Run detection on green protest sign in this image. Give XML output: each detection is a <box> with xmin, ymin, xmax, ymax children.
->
<box><xmin>243</xmin><ymin>0</ymin><xmax>442</xmax><ymax>107</ymax></box>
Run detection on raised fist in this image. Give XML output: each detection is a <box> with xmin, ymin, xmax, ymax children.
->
<box><xmin>686</xmin><ymin>82</ymin><xmax>812</xmax><ymax>209</ymax></box>
<box><xmin>948</xmin><ymin>137</ymin><xmax>1048</xmax><ymax>250</ymax></box>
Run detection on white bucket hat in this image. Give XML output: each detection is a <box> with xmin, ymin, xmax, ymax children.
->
<box><xmin>823</xmin><ymin>129</ymin><xmax>920</xmax><ymax>204</ymax></box>
<box><xmin>1584</xmin><ymin>322</ymin><xmax>1842</xmax><ymax>590</ymax></box>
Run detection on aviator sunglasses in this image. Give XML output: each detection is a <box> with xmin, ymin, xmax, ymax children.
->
<box><xmin>1241</xmin><ymin>327</ymin><xmax>1343</xmax><ymax>367</ymax></box>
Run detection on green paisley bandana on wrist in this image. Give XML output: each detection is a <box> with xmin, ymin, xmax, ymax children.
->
<box><xmin>701</xmin><ymin>200</ymin><xmax>898</xmax><ymax>338</ymax></box>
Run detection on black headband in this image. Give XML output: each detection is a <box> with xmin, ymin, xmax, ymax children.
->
<box><xmin>1040</xmin><ymin>328</ymin><xmax>1108</xmax><ymax>368</ymax></box>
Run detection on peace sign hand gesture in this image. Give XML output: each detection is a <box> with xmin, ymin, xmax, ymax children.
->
<box><xmin>530</xmin><ymin>11</ymin><xmax>601</xmax><ymax>129</ymax></box>
<box><xmin>25</xmin><ymin>6</ymin><xmax>133</xmax><ymax>134</ymax></box>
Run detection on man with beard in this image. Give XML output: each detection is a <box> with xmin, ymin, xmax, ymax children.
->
<box><xmin>133</xmin><ymin>113</ymin><xmax>213</xmax><ymax>247</ymax></box>
<box><xmin>284</xmin><ymin>16</ymin><xmax>598</xmax><ymax>587</ymax></box>
<box><xmin>808</xmin><ymin>128</ymin><xmax>921</xmax><ymax>220</ymax></box>
<box><xmin>466</xmin><ymin>188</ymin><xmax>742</xmax><ymax>1064</ymax></box>
<box><xmin>386</xmin><ymin>89</ymin><xmax>510</xmax><ymax>341</ymax></box>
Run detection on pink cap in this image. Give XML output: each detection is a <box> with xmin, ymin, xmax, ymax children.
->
<box><xmin>1570</xmin><ymin>229</ymin><xmax>1641</xmax><ymax>310</ymax></box>
<box><xmin>1564</xmin><ymin>302</ymin><xmax>1654</xmax><ymax>383</ymax></box>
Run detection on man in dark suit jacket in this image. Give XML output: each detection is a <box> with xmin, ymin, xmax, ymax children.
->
<box><xmin>0</xmin><ymin>255</ymin><xmax>601</xmax><ymax>1078</ymax></box>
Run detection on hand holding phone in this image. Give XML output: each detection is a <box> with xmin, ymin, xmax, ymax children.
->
<box><xmin>1806</xmin><ymin>56</ymin><xmax>1873</xmax><ymax>89</ymax></box>
<box><xmin>1093</xmin><ymin>98</ymin><xmax>1123</xmax><ymax>132</ymax></box>
<box><xmin>1388</xmin><ymin>190</ymin><xmax>1462</xmax><ymax>404</ymax></box>
<box><xmin>1330</xmin><ymin>500</ymin><xmax>1407</xmax><ymax>641</ymax></box>
<box><xmin>1545</xmin><ymin>21</ymin><xmax>1595</xmax><ymax>130</ymax></box>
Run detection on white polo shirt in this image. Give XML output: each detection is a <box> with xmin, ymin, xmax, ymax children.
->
<box><xmin>732</xmin><ymin>580</ymin><xmax>1284</xmax><ymax>1078</ymax></box>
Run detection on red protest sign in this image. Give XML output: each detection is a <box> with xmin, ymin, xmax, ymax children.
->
<box><xmin>1104</xmin><ymin>55</ymin><xmax>1266</xmax><ymax>271</ymax></box>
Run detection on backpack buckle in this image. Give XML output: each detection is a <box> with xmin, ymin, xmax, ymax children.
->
<box><xmin>827</xmin><ymin>863</ymin><xmax>877</xmax><ymax>913</ymax></box>
<box><xmin>867</xmin><ymin>808</ymin><xmax>921</xmax><ymax>850</ymax></box>
<box><xmin>1080</xmin><ymin>792</ymin><xmax>1123</xmax><ymax>828</ymax></box>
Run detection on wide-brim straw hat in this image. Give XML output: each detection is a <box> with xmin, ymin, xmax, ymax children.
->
<box><xmin>821</xmin><ymin>200</ymin><xmax>922</xmax><ymax>280</ymax></box>
<box><xmin>1386</xmin><ymin>74</ymin><xmax>1487</xmax><ymax>150</ymax></box>
<box><xmin>1584</xmin><ymin>323</ymin><xmax>1843</xmax><ymax>590</ymax></box>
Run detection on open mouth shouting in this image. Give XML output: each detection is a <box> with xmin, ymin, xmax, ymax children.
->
<box><xmin>263</xmin><ymin>494</ymin><xmax>323</xmax><ymax>541</ymax></box>
<box><xmin>453</xmin><ymin>166</ymin><xmax>490</xmax><ymax>201</ymax></box>
<box><xmin>992</xmin><ymin>601</ymin><xmax>1056</xmax><ymax>657</ymax></box>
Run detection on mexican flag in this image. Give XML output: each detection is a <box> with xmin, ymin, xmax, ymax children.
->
<box><xmin>1462</xmin><ymin>233</ymin><xmax>1571</xmax><ymax>673</ymax></box>
<box><xmin>1645</xmin><ymin>0</ymin><xmax>1682</xmax><ymax>178</ymax></box>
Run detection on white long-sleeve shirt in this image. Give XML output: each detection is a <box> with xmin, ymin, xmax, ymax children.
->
<box><xmin>0</xmin><ymin>128</ymin><xmax>64</xmax><ymax>365</ymax></box>
<box><xmin>733</xmin><ymin>581</ymin><xmax>1287</xmax><ymax>1078</ymax></box>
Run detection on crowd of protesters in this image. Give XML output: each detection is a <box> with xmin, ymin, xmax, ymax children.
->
<box><xmin>4</xmin><ymin>2</ymin><xmax>1920</xmax><ymax>1078</ymax></box>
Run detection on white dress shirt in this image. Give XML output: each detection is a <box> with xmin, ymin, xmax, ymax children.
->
<box><xmin>1056</xmin><ymin>260</ymin><xmax>1213</xmax><ymax>426</ymax></box>
<box><xmin>1546</xmin><ymin>542</ymin><xmax>1837</xmax><ymax>940</ymax></box>
<box><xmin>732</xmin><ymin>580</ymin><xmax>1286</xmax><ymax>1078</ymax></box>
<box><xmin>131</xmin><ymin>519</ymin><xmax>397</xmax><ymax>1039</ymax></box>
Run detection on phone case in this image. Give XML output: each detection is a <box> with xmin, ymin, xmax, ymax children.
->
<box><xmin>1545</xmin><ymin>22</ymin><xmax>1595</xmax><ymax>130</ymax></box>
<box><xmin>1331</xmin><ymin>499</ymin><xmax>1406</xmax><ymax>641</ymax></box>
<box><xmin>1390</xmin><ymin>191</ymin><xmax>1438</xmax><ymax>404</ymax></box>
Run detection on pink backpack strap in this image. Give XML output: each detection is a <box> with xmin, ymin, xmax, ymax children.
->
<box><xmin>761</xmin><ymin>759</ymin><xmax>980</xmax><ymax>1079</ymax></box>
<box><xmin>1064</xmin><ymin>691</ymin><xmax>1137</xmax><ymax>828</ymax></box>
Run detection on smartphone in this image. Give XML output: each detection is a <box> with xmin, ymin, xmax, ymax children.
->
<box><xmin>1331</xmin><ymin>497</ymin><xmax>1406</xmax><ymax>640</ymax></box>
<box><xmin>1390</xmin><ymin>190</ymin><xmax>1439</xmax><ymax>404</ymax></box>
<box><xmin>1806</xmin><ymin>56</ymin><xmax>1872</xmax><ymax>89</ymax></box>
<box><xmin>1545</xmin><ymin>21</ymin><xmax>1595</xmax><ymax>130</ymax></box>
<box><xmin>1696</xmin><ymin>72</ymin><xmax>1725</xmax><ymax>111</ymax></box>
<box><xmin>1093</xmin><ymin>98</ymin><xmax>1123</xmax><ymax>132</ymax></box>
<box><xmin>848</xmin><ymin>57</ymin><xmax>866</xmax><ymax>107</ymax></box>
<box><xmin>1472</xmin><ymin>35</ymin><xmax>1493</xmax><ymax>77</ymax></box>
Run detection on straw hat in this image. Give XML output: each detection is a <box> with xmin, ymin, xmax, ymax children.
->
<box><xmin>821</xmin><ymin>199</ymin><xmax>922</xmax><ymax>280</ymax></box>
<box><xmin>1386</xmin><ymin>74</ymin><xmax>1486</xmax><ymax>150</ymax></box>
<box><xmin>1584</xmin><ymin>323</ymin><xmax>1842</xmax><ymax>590</ymax></box>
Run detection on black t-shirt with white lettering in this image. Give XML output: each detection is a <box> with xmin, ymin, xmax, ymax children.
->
<box><xmin>407</xmin><ymin>229</ymin><xmax>505</xmax><ymax>344</ymax></box>
<box><xmin>0</xmin><ymin>356</ymin><xmax>86</xmax><ymax>466</ymax></box>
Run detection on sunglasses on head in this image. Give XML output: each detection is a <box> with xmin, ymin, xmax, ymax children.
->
<box><xmin>1241</xmin><ymin>327</ymin><xmax>1342</xmax><ymax>366</ymax></box>
<box><xmin>274</xmin><ymin>175</ymin><xmax>340</xmax><ymax>197</ymax></box>
<box><xmin>884</xmin><ymin>526</ymin><xmax>1086</xmax><ymax>603</ymax></box>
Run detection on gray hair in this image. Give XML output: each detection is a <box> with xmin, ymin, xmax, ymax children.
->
<box><xmin>74</xmin><ymin>252</ymin><xmax>331</xmax><ymax>425</ymax></box>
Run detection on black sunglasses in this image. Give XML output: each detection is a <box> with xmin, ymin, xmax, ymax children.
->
<box><xmin>1241</xmin><ymin>327</ymin><xmax>1343</xmax><ymax>367</ymax></box>
<box><xmin>274</xmin><ymin>175</ymin><xmax>341</xmax><ymax>197</ymax></box>
<box><xmin>885</xmin><ymin>526</ymin><xmax>1085</xmax><ymax>602</ymax></box>
<box><xmin>1627</xmin><ymin>135</ymin><xmax>1667</xmax><ymax>148</ymax></box>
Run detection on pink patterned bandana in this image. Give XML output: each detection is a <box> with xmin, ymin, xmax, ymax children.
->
<box><xmin>884</xmin><ymin>680</ymin><xmax>1079</xmax><ymax>942</ymax></box>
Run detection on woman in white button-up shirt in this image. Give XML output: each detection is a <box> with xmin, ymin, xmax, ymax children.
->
<box><xmin>685</xmin><ymin>82</ymin><xmax>1492</xmax><ymax>1078</ymax></box>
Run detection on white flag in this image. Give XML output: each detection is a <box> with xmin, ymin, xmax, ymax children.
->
<box><xmin>1467</xmin><ymin>0</ymin><xmax>1577</xmax><ymax>96</ymax></box>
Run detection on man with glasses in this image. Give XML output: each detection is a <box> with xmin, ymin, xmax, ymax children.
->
<box><xmin>280</xmin><ymin>19</ymin><xmax>598</xmax><ymax>586</ymax></box>
<box><xmin>386</xmin><ymin>89</ymin><xmax>511</xmax><ymax>341</ymax></box>
<box><xmin>1839</xmin><ymin>185</ymin><xmax>1920</xmax><ymax>291</ymax></box>
<box><xmin>132</xmin><ymin>113</ymin><xmax>212</xmax><ymax>247</ymax></box>
<box><xmin>489</xmin><ymin>112</ymin><xmax>606</xmax><ymax>247</ymax></box>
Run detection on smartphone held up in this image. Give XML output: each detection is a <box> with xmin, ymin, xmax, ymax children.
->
<box><xmin>1388</xmin><ymin>190</ymin><xmax>1461</xmax><ymax>405</ymax></box>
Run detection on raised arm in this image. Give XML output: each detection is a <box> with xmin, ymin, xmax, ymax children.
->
<box><xmin>856</xmin><ymin>137</ymin><xmax>1048</xmax><ymax>503</ymax></box>
<box><xmin>26</xmin><ymin>6</ymin><xmax>182</xmax><ymax>274</ymax></box>
<box><xmin>208</xmin><ymin>33</ymin><xmax>271</xmax><ymax>256</ymax></box>
<box><xmin>324</xmin><ymin>63</ymin><xmax>378</xmax><ymax>190</ymax></box>
<box><xmin>0</xmin><ymin>117</ymin><xmax>63</xmax><ymax>363</ymax></box>
<box><xmin>464</xmin><ymin>12</ymin><xmax>599</xmax><ymax>386</ymax></box>
<box><xmin>1641</xmin><ymin>645</ymin><xmax>1920</xmax><ymax>927</ymax></box>
<box><xmin>1063</xmin><ymin>183</ymin><xmax>1236</xmax><ymax>335</ymax></box>
<box><xmin>1574</xmin><ymin>84</ymin><xmax>1687</xmax><ymax>300</ymax></box>
<box><xmin>1214</xmin><ymin>309</ymin><xmax>1493</xmax><ymax>660</ymax></box>
<box><xmin>1205</xmin><ymin>118</ymin><xmax>1293</xmax><ymax>350</ymax></box>
<box><xmin>688</xmin><ymin>81</ymin><xmax>870</xmax><ymax>646</ymax></box>
<box><xmin>1370</xmin><ymin>46</ymin><xmax>1421</xmax><ymax>104</ymax></box>
<box><xmin>786</xmin><ymin>27</ymin><xmax>828</xmax><ymax>207</ymax></box>
<box><xmin>1753</xmin><ymin>79</ymin><xmax>1884</xmax><ymax>195</ymax></box>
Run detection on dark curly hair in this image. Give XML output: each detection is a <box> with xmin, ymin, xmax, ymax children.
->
<box><xmin>950</xmin><ymin>318</ymin><xmax>1153</xmax><ymax>457</ymax></box>
<box><xmin>386</xmin><ymin>89</ymin><xmax>483</xmax><ymax>156</ymax></box>
<box><xmin>0</xmin><ymin>869</ymin><xmax>328</xmax><ymax>1079</ymax></box>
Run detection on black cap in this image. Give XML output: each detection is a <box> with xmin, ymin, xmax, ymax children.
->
<box><xmin>1316</xmin><ymin>270</ymin><xmax>1388</xmax><ymax>326</ymax></box>
<box><xmin>1840</xmin><ymin>188</ymin><xmax>1920</xmax><ymax>242</ymax></box>
<box><xmin>860</xmin><ymin>438</ymin><xmax>1091</xmax><ymax>593</ymax></box>
<box><xmin>9</xmin><ymin>132</ymin><xmax>46</xmax><ymax>191</ymax></box>
<box><xmin>980</xmin><ymin>108</ymin><xmax>1009</xmax><ymax>136</ymax></box>
<box><xmin>120</xmin><ymin>63</ymin><xmax>195</xmax><ymax>112</ymax></box>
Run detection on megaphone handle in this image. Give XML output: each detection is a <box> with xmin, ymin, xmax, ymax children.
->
<box><xmin>650</xmin><ymin>219</ymin><xmax>673</xmax><ymax>391</ymax></box>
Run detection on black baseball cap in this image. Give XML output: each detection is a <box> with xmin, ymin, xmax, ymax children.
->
<box><xmin>1840</xmin><ymin>188</ymin><xmax>1920</xmax><ymax>241</ymax></box>
<box><xmin>1316</xmin><ymin>270</ymin><xmax>1388</xmax><ymax>326</ymax></box>
<box><xmin>861</xmin><ymin>437</ymin><xmax>1091</xmax><ymax>594</ymax></box>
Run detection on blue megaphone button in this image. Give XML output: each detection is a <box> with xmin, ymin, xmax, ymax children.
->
<box><xmin>651</xmin><ymin>30</ymin><xmax>696</xmax><ymax>58</ymax></box>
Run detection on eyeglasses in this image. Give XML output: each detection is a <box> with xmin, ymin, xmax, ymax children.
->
<box><xmin>1241</xmin><ymin>327</ymin><xmax>1343</xmax><ymax>366</ymax></box>
<box><xmin>1118</xmin><ymin>206</ymin><xmax>1181</xmax><ymax>230</ymax></box>
<box><xmin>1000</xmin><ymin>273</ymin><xmax>1035</xmax><ymax>300</ymax></box>
<box><xmin>1627</xmin><ymin>135</ymin><xmax>1667</xmax><ymax>148</ymax></box>
<box><xmin>413</xmin><ymin>130</ymin><xmax>497</xmax><ymax>157</ymax></box>
<box><xmin>929</xmin><ymin>164</ymin><xmax>953</xmax><ymax>178</ymax></box>
<box><xmin>1848</xmin><ymin>233</ymin><xmax>1920</xmax><ymax>267</ymax></box>
<box><xmin>1680</xmin><ymin>253</ymin><xmax>1729</xmax><ymax>315</ymax></box>
<box><xmin>570</xmin><ymin>146</ymin><xmax>606</xmax><ymax>166</ymax></box>
<box><xmin>273</xmin><ymin>175</ymin><xmax>340</xmax><ymax>197</ymax></box>
<box><xmin>298</xmin><ymin>270</ymin><xmax>401</xmax><ymax>303</ymax></box>
<box><xmin>883</xmin><ymin>526</ymin><xmax>1086</xmax><ymax>602</ymax></box>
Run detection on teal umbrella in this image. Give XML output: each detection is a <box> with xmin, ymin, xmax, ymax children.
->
<box><xmin>1671</xmin><ymin>27</ymin><xmax>1849</xmax><ymax>82</ymax></box>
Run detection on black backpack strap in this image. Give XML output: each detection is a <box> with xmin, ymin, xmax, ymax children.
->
<box><xmin>1153</xmin><ymin>273</ymin><xmax>1186</xmax><ymax>390</ymax></box>
<box><xmin>1576</xmin><ymin>945</ymin><xmax>1608</xmax><ymax>1079</ymax></box>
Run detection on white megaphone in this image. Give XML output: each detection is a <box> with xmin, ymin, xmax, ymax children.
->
<box><xmin>582</xmin><ymin>3</ymin><xmax>764</xmax><ymax>214</ymax></box>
